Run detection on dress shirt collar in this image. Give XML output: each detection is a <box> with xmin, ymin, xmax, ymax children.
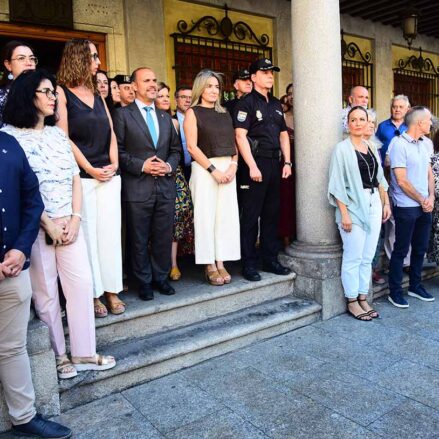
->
<box><xmin>135</xmin><ymin>99</ymin><xmax>156</xmax><ymax>113</ymax></box>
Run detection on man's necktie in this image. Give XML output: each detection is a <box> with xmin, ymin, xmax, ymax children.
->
<box><xmin>144</xmin><ymin>106</ymin><xmax>158</xmax><ymax>148</ymax></box>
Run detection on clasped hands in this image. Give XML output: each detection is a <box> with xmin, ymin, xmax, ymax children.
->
<box><xmin>45</xmin><ymin>216</ymin><xmax>80</xmax><ymax>246</ymax></box>
<box><xmin>143</xmin><ymin>156</ymin><xmax>170</xmax><ymax>176</ymax></box>
<box><xmin>0</xmin><ymin>249</ymin><xmax>26</xmax><ymax>279</ymax></box>
<box><xmin>211</xmin><ymin>165</ymin><xmax>237</xmax><ymax>184</ymax></box>
<box><xmin>88</xmin><ymin>164</ymin><xmax>117</xmax><ymax>182</ymax></box>
<box><xmin>422</xmin><ymin>195</ymin><xmax>434</xmax><ymax>213</ymax></box>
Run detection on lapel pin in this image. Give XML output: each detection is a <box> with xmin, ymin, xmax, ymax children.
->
<box><xmin>2</xmin><ymin>149</ymin><xmax>7</xmax><ymax>154</ymax></box>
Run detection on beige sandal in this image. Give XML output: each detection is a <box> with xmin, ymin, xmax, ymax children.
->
<box><xmin>94</xmin><ymin>298</ymin><xmax>108</xmax><ymax>318</ymax></box>
<box><xmin>205</xmin><ymin>267</ymin><xmax>224</xmax><ymax>286</ymax></box>
<box><xmin>217</xmin><ymin>268</ymin><xmax>231</xmax><ymax>284</ymax></box>
<box><xmin>105</xmin><ymin>293</ymin><xmax>126</xmax><ymax>315</ymax></box>
<box><xmin>56</xmin><ymin>356</ymin><xmax>78</xmax><ymax>380</ymax></box>
<box><xmin>72</xmin><ymin>354</ymin><xmax>116</xmax><ymax>372</ymax></box>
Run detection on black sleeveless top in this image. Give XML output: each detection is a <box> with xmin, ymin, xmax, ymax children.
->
<box><xmin>355</xmin><ymin>148</ymin><xmax>379</xmax><ymax>190</ymax></box>
<box><xmin>62</xmin><ymin>86</ymin><xmax>111</xmax><ymax>178</ymax></box>
<box><xmin>193</xmin><ymin>106</ymin><xmax>236</xmax><ymax>158</ymax></box>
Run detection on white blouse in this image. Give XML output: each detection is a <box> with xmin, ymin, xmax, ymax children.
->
<box><xmin>1</xmin><ymin>125</ymin><xmax>80</xmax><ymax>219</ymax></box>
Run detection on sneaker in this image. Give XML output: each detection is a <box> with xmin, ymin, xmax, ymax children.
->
<box><xmin>408</xmin><ymin>286</ymin><xmax>435</xmax><ymax>302</ymax></box>
<box><xmin>372</xmin><ymin>271</ymin><xmax>386</xmax><ymax>285</ymax></box>
<box><xmin>388</xmin><ymin>293</ymin><xmax>409</xmax><ymax>308</ymax></box>
<box><xmin>12</xmin><ymin>413</ymin><xmax>72</xmax><ymax>438</ymax></box>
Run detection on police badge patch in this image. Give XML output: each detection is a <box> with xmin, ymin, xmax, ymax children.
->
<box><xmin>256</xmin><ymin>110</ymin><xmax>263</xmax><ymax>121</ymax></box>
<box><xmin>237</xmin><ymin>111</ymin><xmax>247</xmax><ymax>122</ymax></box>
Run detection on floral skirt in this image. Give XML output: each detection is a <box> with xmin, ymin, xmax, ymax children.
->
<box><xmin>174</xmin><ymin>166</ymin><xmax>194</xmax><ymax>255</ymax></box>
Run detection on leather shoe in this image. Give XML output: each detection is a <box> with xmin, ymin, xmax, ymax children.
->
<box><xmin>13</xmin><ymin>413</ymin><xmax>72</xmax><ymax>438</ymax></box>
<box><xmin>242</xmin><ymin>267</ymin><xmax>261</xmax><ymax>282</ymax></box>
<box><xmin>138</xmin><ymin>284</ymin><xmax>154</xmax><ymax>301</ymax></box>
<box><xmin>262</xmin><ymin>261</ymin><xmax>291</xmax><ymax>275</ymax></box>
<box><xmin>152</xmin><ymin>280</ymin><xmax>176</xmax><ymax>295</ymax></box>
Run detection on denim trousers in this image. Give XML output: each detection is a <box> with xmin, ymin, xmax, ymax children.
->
<box><xmin>389</xmin><ymin>206</ymin><xmax>432</xmax><ymax>296</ymax></box>
<box><xmin>339</xmin><ymin>190</ymin><xmax>382</xmax><ymax>298</ymax></box>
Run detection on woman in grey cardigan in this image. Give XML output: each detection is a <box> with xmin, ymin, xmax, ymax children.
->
<box><xmin>328</xmin><ymin>106</ymin><xmax>391</xmax><ymax>320</ymax></box>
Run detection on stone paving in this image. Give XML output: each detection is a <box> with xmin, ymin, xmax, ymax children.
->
<box><xmin>3</xmin><ymin>278</ymin><xmax>439</xmax><ymax>438</ymax></box>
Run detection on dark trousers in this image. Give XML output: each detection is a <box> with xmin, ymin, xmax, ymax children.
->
<box><xmin>239</xmin><ymin>157</ymin><xmax>281</xmax><ymax>268</ymax></box>
<box><xmin>389</xmin><ymin>206</ymin><xmax>432</xmax><ymax>296</ymax></box>
<box><xmin>124</xmin><ymin>189</ymin><xmax>175</xmax><ymax>287</ymax></box>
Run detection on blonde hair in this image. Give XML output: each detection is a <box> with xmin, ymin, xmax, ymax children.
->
<box><xmin>190</xmin><ymin>69</ymin><xmax>226</xmax><ymax>113</ymax></box>
<box><xmin>57</xmin><ymin>39</ymin><xmax>96</xmax><ymax>91</ymax></box>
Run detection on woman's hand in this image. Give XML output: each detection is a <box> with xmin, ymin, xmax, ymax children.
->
<box><xmin>382</xmin><ymin>204</ymin><xmax>392</xmax><ymax>223</ymax></box>
<box><xmin>45</xmin><ymin>220</ymin><xmax>65</xmax><ymax>246</ymax></box>
<box><xmin>87</xmin><ymin>166</ymin><xmax>114</xmax><ymax>182</ymax></box>
<box><xmin>341</xmin><ymin>212</ymin><xmax>353</xmax><ymax>233</ymax></box>
<box><xmin>211</xmin><ymin>169</ymin><xmax>229</xmax><ymax>184</ymax></box>
<box><xmin>62</xmin><ymin>216</ymin><xmax>81</xmax><ymax>245</ymax></box>
<box><xmin>223</xmin><ymin>164</ymin><xmax>237</xmax><ymax>183</ymax></box>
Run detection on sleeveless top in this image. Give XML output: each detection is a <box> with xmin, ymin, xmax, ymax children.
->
<box><xmin>193</xmin><ymin>106</ymin><xmax>236</xmax><ymax>158</ymax></box>
<box><xmin>62</xmin><ymin>86</ymin><xmax>111</xmax><ymax>178</ymax></box>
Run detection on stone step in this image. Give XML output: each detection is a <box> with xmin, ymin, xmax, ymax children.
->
<box><xmin>88</xmin><ymin>271</ymin><xmax>297</xmax><ymax>347</ymax></box>
<box><xmin>59</xmin><ymin>296</ymin><xmax>321</xmax><ymax>411</ymax></box>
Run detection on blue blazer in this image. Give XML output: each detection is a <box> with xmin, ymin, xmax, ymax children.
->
<box><xmin>0</xmin><ymin>131</ymin><xmax>44</xmax><ymax>270</ymax></box>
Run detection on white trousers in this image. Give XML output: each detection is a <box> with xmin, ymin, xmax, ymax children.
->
<box><xmin>189</xmin><ymin>157</ymin><xmax>241</xmax><ymax>264</ymax></box>
<box><xmin>339</xmin><ymin>190</ymin><xmax>382</xmax><ymax>298</ymax></box>
<box><xmin>81</xmin><ymin>176</ymin><xmax>123</xmax><ymax>298</ymax></box>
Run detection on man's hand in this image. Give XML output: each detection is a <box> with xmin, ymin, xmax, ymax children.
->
<box><xmin>150</xmin><ymin>157</ymin><xmax>170</xmax><ymax>177</ymax></box>
<box><xmin>2</xmin><ymin>249</ymin><xmax>26</xmax><ymax>277</ymax></box>
<box><xmin>422</xmin><ymin>195</ymin><xmax>434</xmax><ymax>213</ymax></box>
<box><xmin>0</xmin><ymin>262</ymin><xmax>11</xmax><ymax>280</ymax></box>
<box><xmin>249</xmin><ymin>166</ymin><xmax>262</xmax><ymax>182</ymax></box>
<box><xmin>282</xmin><ymin>165</ymin><xmax>292</xmax><ymax>179</ymax></box>
<box><xmin>142</xmin><ymin>156</ymin><xmax>158</xmax><ymax>174</ymax></box>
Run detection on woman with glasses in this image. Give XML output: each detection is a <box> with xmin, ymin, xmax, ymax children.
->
<box><xmin>0</xmin><ymin>40</ymin><xmax>38</xmax><ymax>127</ymax></box>
<box><xmin>1</xmin><ymin>69</ymin><xmax>116</xmax><ymax>378</ymax></box>
<box><xmin>57</xmin><ymin>39</ymin><xmax>124</xmax><ymax>318</ymax></box>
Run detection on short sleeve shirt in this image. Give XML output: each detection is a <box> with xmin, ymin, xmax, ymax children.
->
<box><xmin>376</xmin><ymin>118</ymin><xmax>408</xmax><ymax>163</ymax></box>
<box><xmin>389</xmin><ymin>132</ymin><xmax>432</xmax><ymax>207</ymax></box>
<box><xmin>1</xmin><ymin>125</ymin><xmax>80</xmax><ymax>218</ymax></box>
<box><xmin>233</xmin><ymin>89</ymin><xmax>287</xmax><ymax>150</ymax></box>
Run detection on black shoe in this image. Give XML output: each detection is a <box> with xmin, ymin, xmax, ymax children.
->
<box><xmin>262</xmin><ymin>261</ymin><xmax>291</xmax><ymax>275</ymax></box>
<box><xmin>152</xmin><ymin>280</ymin><xmax>175</xmax><ymax>295</ymax></box>
<box><xmin>12</xmin><ymin>414</ymin><xmax>72</xmax><ymax>438</ymax></box>
<box><xmin>242</xmin><ymin>267</ymin><xmax>261</xmax><ymax>282</ymax></box>
<box><xmin>138</xmin><ymin>284</ymin><xmax>154</xmax><ymax>301</ymax></box>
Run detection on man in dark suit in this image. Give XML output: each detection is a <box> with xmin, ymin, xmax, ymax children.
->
<box><xmin>113</xmin><ymin>67</ymin><xmax>182</xmax><ymax>300</ymax></box>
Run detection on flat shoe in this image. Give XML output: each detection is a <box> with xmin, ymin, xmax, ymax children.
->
<box><xmin>72</xmin><ymin>354</ymin><xmax>116</xmax><ymax>372</ymax></box>
<box><xmin>169</xmin><ymin>266</ymin><xmax>181</xmax><ymax>281</ymax></box>
<box><xmin>217</xmin><ymin>268</ymin><xmax>231</xmax><ymax>284</ymax></box>
<box><xmin>56</xmin><ymin>357</ymin><xmax>77</xmax><ymax>380</ymax></box>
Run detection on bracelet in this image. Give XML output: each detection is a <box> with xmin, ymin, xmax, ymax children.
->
<box><xmin>230</xmin><ymin>161</ymin><xmax>238</xmax><ymax>167</ymax></box>
<box><xmin>71</xmin><ymin>213</ymin><xmax>82</xmax><ymax>220</ymax></box>
<box><xmin>207</xmin><ymin>164</ymin><xmax>216</xmax><ymax>173</ymax></box>
<box><xmin>284</xmin><ymin>162</ymin><xmax>292</xmax><ymax>167</ymax></box>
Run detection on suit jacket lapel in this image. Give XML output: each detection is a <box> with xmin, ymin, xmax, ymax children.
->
<box><xmin>128</xmin><ymin>104</ymin><xmax>155</xmax><ymax>149</ymax></box>
<box><xmin>156</xmin><ymin>109</ymin><xmax>167</xmax><ymax>150</ymax></box>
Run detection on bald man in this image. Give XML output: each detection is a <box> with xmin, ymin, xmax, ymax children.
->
<box><xmin>342</xmin><ymin>86</ymin><xmax>369</xmax><ymax>134</ymax></box>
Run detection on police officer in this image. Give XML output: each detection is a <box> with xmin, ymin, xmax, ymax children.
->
<box><xmin>113</xmin><ymin>74</ymin><xmax>135</xmax><ymax>107</ymax></box>
<box><xmin>234</xmin><ymin>58</ymin><xmax>292</xmax><ymax>281</ymax></box>
<box><xmin>224</xmin><ymin>69</ymin><xmax>252</xmax><ymax>115</ymax></box>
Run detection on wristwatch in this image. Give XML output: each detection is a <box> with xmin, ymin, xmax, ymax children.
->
<box><xmin>207</xmin><ymin>164</ymin><xmax>216</xmax><ymax>173</ymax></box>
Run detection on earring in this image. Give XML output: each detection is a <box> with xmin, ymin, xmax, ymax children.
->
<box><xmin>7</xmin><ymin>72</ymin><xmax>13</xmax><ymax>80</ymax></box>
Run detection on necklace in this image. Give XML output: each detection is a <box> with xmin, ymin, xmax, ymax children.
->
<box><xmin>356</xmin><ymin>145</ymin><xmax>376</xmax><ymax>193</ymax></box>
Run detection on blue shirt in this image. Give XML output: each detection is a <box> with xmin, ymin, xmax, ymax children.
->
<box><xmin>389</xmin><ymin>132</ymin><xmax>432</xmax><ymax>208</ymax></box>
<box><xmin>0</xmin><ymin>132</ymin><xmax>44</xmax><ymax>270</ymax></box>
<box><xmin>176</xmin><ymin>111</ymin><xmax>191</xmax><ymax>166</ymax></box>
<box><xmin>376</xmin><ymin>118</ymin><xmax>408</xmax><ymax>163</ymax></box>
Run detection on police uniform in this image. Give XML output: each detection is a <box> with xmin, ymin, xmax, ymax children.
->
<box><xmin>234</xmin><ymin>59</ymin><xmax>291</xmax><ymax>278</ymax></box>
<box><xmin>224</xmin><ymin>69</ymin><xmax>251</xmax><ymax>116</ymax></box>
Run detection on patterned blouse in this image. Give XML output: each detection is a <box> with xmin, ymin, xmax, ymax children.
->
<box><xmin>0</xmin><ymin>86</ymin><xmax>10</xmax><ymax>128</ymax></box>
<box><xmin>1</xmin><ymin>125</ymin><xmax>80</xmax><ymax>219</ymax></box>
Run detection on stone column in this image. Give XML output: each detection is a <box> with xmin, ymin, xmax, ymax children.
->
<box><xmin>282</xmin><ymin>0</ymin><xmax>344</xmax><ymax>319</ymax></box>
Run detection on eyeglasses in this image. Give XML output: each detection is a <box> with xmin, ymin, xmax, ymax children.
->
<box><xmin>90</xmin><ymin>53</ymin><xmax>100</xmax><ymax>62</ymax></box>
<box><xmin>35</xmin><ymin>88</ymin><xmax>58</xmax><ymax>99</ymax></box>
<box><xmin>10</xmin><ymin>55</ymin><xmax>38</xmax><ymax>65</ymax></box>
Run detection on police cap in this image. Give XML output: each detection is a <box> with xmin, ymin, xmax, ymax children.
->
<box><xmin>249</xmin><ymin>58</ymin><xmax>280</xmax><ymax>75</ymax></box>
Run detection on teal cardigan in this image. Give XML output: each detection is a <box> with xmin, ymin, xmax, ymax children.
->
<box><xmin>328</xmin><ymin>138</ymin><xmax>388</xmax><ymax>232</ymax></box>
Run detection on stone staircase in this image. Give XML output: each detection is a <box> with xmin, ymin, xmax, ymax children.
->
<box><xmin>58</xmin><ymin>266</ymin><xmax>321</xmax><ymax>411</ymax></box>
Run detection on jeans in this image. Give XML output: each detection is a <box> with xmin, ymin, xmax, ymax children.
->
<box><xmin>339</xmin><ymin>190</ymin><xmax>382</xmax><ymax>298</ymax></box>
<box><xmin>389</xmin><ymin>206</ymin><xmax>432</xmax><ymax>296</ymax></box>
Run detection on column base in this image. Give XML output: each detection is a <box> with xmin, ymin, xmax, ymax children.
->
<box><xmin>280</xmin><ymin>241</ymin><xmax>344</xmax><ymax>320</ymax></box>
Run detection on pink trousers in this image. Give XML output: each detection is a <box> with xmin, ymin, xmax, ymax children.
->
<box><xmin>29</xmin><ymin>228</ymin><xmax>96</xmax><ymax>357</ymax></box>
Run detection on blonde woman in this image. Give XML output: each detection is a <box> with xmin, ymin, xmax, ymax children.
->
<box><xmin>57</xmin><ymin>39</ymin><xmax>124</xmax><ymax>317</ymax></box>
<box><xmin>184</xmin><ymin>70</ymin><xmax>240</xmax><ymax>285</ymax></box>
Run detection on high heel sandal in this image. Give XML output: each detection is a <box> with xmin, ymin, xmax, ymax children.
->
<box><xmin>217</xmin><ymin>268</ymin><xmax>231</xmax><ymax>284</ymax></box>
<box><xmin>205</xmin><ymin>267</ymin><xmax>224</xmax><ymax>286</ymax></box>
<box><xmin>358</xmin><ymin>298</ymin><xmax>379</xmax><ymax>318</ymax></box>
<box><xmin>346</xmin><ymin>299</ymin><xmax>372</xmax><ymax>321</ymax></box>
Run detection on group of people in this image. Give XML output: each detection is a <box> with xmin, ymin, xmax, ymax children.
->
<box><xmin>0</xmin><ymin>38</ymin><xmax>294</xmax><ymax>438</ymax></box>
<box><xmin>330</xmin><ymin>85</ymin><xmax>437</xmax><ymax>321</ymax></box>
